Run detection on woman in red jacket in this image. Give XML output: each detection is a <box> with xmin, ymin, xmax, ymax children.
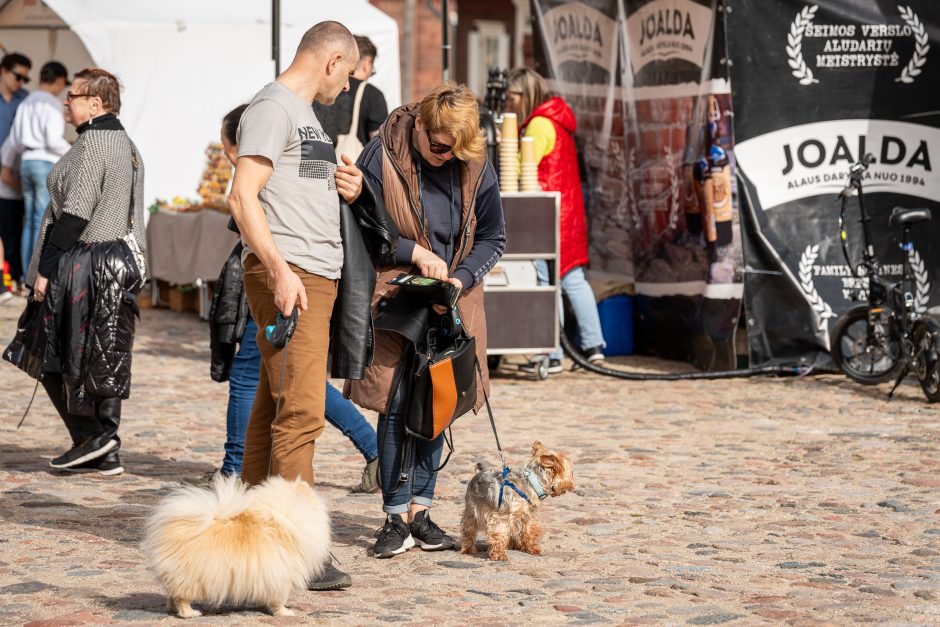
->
<box><xmin>507</xmin><ymin>68</ymin><xmax>605</xmax><ymax>374</ymax></box>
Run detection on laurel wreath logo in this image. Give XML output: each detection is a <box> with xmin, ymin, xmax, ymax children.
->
<box><xmin>896</xmin><ymin>5</ymin><xmax>929</xmax><ymax>84</ymax></box>
<box><xmin>799</xmin><ymin>244</ymin><xmax>834</xmax><ymax>330</ymax></box>
<box><xmin>799</xmin><ymin>244</ymin><xmax>932</xmax><ymax>325</ymax></box>
<box><xmin>910</xmin><ymin>248</ymin><xmax>931</xmax><ymax>314</ymax></box>
<box><xmin>787</xmin><ymin>5</ymin><xmax>819</xmax><ymax>85</ymax></box>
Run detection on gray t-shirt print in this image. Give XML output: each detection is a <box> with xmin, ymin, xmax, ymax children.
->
<box><xmin>299</xmin><ymin>124</ymin><xmax>337</xmax><ymax>186</ymax></box>
<box><xmin>237</xmin><ymin>81</ymin><xmax>342</xmax><ymax>280</ymax></box>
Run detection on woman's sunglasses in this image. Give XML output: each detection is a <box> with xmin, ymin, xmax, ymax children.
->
<box><xmin>425</xmin><ymin>128</ymin><xmax>454</xmax><ymax>155</ymax></box>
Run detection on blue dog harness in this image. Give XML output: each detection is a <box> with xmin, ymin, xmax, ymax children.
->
<box><xmin>497</xmin><ymin>467</ymin><xmax>548</xmax><ymax>508</ymax></box>
<box><xmin>497</xmin><ymin>466</ymin><xmax>530</xmax><ymax>508</ymax></box>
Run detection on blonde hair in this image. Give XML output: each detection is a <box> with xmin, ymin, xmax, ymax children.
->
<box><xmin>74</xmin><ymin>67</ymin><xmax>122</xmax><ymax>114</ymax></box>
<box><xmin>507</xmin><ymin>67</ymin><xmax>548</xmax><ymax>123</ymax></box>
<box><xmin>418</xmin><ymin>82</ymin><xmax>486</xmax><ymax>162</ymax></box>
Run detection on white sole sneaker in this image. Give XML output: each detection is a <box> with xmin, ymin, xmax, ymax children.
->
<box><xmin>374</xmin><ymin>534</ymin><xmax>415</xmax><ymax>559</ymax></box>
<box><xmin>63</xmin><ymin>464</ymin><xmax>125</xmax><ymax>476</ymax></box>
<box><xmin>49</xmin><ymin>438</ymin><xmax>117</xmax><ymax>469</ymax></box>
<box><xmin>414</xmin><ymin>537</ymin><xmax>454</xmax><ymax>551</ymax></box>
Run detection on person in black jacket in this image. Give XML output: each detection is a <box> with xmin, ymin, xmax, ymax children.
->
<box><xmin>209</xmin><ymin>104</ymin><xmax>383</xmax><ymax>491</ymax></box>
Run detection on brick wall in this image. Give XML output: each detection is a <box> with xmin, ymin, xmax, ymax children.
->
<box><xmin>370</xmin><ymin>0</ymin><xmax>449</xmax><ymax>104</ymax></box>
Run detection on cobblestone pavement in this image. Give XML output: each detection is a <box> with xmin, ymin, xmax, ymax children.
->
<box><xmin>1</xmin><ymin>297</ymin><xmax>940</xmax><ymax>625</ymax></box>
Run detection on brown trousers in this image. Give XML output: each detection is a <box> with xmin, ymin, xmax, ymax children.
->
<box><xmin>240</xmin><ymin>255</ymin><xmax>337</xmax><ymax>487</ymax></box>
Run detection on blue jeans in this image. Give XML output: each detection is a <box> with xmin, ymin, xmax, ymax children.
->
<box><xmin>20</xmin><ymin>160</ymin><xmax>54</xmax><ymax>275</ymax></box>
<box><xmin>221</xmin><ymin>316</ymin><xmax>378</xmax><ymax>476</ymax></box>
<box><xmin>377</xmin><ymin>382</ymin><xmax>444</xmax><ymax>514</ymax></box>
<box><xmin>535</xmin><ymin>261</ymin><xmax>606</xmax><ymax>360</ymax></box>
<box><xmin>325</xmin><ymin>381</ymin><xmax>378</xmax><ymax>462</ymax></box>
<box><xmin>221</xmin><ymin>318</ymin><xmax>261</xmax><ymax>476</ymax></box>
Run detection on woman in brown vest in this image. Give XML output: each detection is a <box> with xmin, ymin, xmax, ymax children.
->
<box><xmin>350</xmin><ymin>83</ymin><xmax>506</xmax><ymax>558</ymax></box>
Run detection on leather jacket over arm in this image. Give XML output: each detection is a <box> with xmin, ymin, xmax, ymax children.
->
<box><xmin>209</xmin><ymin>241</ymin><xmax>249</xmax><ymax>382</ymax></box>
<box><xmin>39</xmin><ymin>240</ymin><xmax>143</xmax><ymax>415</ymax></box>
<box><xmin>330</xmin><ymin>176</ymin><xmax>399</xmax><ymax>380</ymax></box>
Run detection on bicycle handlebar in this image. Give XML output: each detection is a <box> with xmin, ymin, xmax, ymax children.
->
<box><xmin>840</xmin><ymin>153</ymin><xmax>875</xmax><ymax>197</ymax></box>
<box><xmin>851</xmin><ymin>153</ymin><xmax>875</xmax><ymax>174</ymax></box>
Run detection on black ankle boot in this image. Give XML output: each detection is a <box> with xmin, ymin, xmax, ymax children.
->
<box><xmin>96</xmin><ymin>398</ymin><xmax>122</xmax><ymax>451</ymax></box>
<box><xmin>42</xmin><ymin>373</ymin><xmax>100</xmax><ymax>445</ymax></box>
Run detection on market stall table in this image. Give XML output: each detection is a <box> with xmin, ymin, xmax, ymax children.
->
<box><xmin>145</xmin><ymin>208</ymin><xmax>238</xmax><ymax>318</ymax></box>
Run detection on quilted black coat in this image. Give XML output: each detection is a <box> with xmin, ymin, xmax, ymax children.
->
<box><xmin>4</xmin><ymin>241</ymin><xmax>143</xmax><ymax>416</ymax></box>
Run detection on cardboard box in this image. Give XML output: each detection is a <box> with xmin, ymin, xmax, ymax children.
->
<box><xmin>138</xmin><ymin>287</ymin><xmax>153</xmax><ymax>309</ymax></box>
<box><xmin>168</xmin><ymin>287</ymin><xmax>197</xmax><ymax>312</ymax></box>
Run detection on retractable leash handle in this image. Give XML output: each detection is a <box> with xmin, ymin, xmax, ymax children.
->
<box><xmin>265</xmin><ymin>305</ymin><xmax>299</xmax><ymax>349</ymax></box>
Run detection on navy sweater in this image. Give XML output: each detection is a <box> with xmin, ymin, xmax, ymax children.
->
<box><xmin>357</xmin><ymin>137</ymin><xmax>506</xmax><ymax>289</ymax></box>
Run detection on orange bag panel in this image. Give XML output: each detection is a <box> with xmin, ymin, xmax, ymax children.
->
<box><xmin>429</xmin><ymin>357</ymin><xmax>458</xmax><ymax>437</ymax></box>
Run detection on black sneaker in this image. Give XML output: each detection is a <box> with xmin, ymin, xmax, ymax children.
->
<box><xmin>582</xmin><ymin>345</ymin><xmax>605</xmax><ymax>363</ymax></box>
<box><xmin>49</xmin><ymin>435</ymin><xmax>117</xmax><ymax>469</ymax></box>
<box><xmin>373</xmin><ymin>513</ymin><xmax>414</xmax><ymax>558</ymax></box>
<box><xmin>307</xmin><ymin>559</ymin><xmax>352</xmax><ymax>591</ymax></box>
<box><xmin>546</xmin><ymin>358</ymin><xmax>563</xmax><ymax>374</ymax></box>
<box><xmin>63</xmin><ymin>450</ymin><xmax>124</xmax><ymax>476</ymax></box>
<box><xmin>409</xmin><ymin>510</ymin><xmax>454</xmax><ymax>551</ymax></box>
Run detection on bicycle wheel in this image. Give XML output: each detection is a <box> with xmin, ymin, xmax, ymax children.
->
<box><xmin>912</xmin><ymin>317</ymin><xmax>940</xmax><ymax>402</ymax></box>
<box><xmin>830</xmin><ymin>305</ymin><xmax>902</xmax><ymax>384</ymax></box>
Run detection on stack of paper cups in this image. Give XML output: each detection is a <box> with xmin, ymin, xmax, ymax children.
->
<box><xmin>519</xmin><ymin>136</ymin><xmax>539</xmax><ymax>192</ymax></box>
<box><xmin>499</xmin><ymin>113</ymin><xmax>518</xmax><ymax>193</ymax></box>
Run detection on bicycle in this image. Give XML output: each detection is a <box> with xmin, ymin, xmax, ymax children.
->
<box><xmin>829</xmin><ymin>154</ymin><xmax>940</xmax><ymax>402</ymax></box>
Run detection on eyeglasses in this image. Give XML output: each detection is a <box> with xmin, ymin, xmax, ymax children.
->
<box><xmin>10</xmin><ymin>71</ymin><xmax>29</xmax><ymax>84</ymax></box>
<box><xmin>65</xmin><ymin>91</ymin><xmax>95</xmax><ymax>101</ymax></box>
<box><xmin>424</xmin><ymin>128</ymin><xmax>454</xmax><ymax>155</ymax></box>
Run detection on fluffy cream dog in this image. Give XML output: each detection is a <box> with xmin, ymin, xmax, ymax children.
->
<box><xmin>142</xmin><ymin>474</ymin><xmax>330</xmax><ymax>618</ymax></box>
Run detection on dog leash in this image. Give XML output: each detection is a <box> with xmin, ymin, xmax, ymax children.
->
<box><xmin>474</xmin><ymin>360</ymin><xmax>531</xmax><ymax>508</ymax></box>
<box><xmin>16</xmin><ymin>381</ymin><xmax>40</xmax><ymax>430</ymax></box>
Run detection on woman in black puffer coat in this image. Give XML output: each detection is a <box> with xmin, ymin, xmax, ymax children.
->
<box><xmin>14</xmin><ymin>68</ymin><xmax>145</xmax><ymax>476</ymax></box>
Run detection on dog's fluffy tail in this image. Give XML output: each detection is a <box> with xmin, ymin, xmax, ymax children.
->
<box><xmin>144</xmin><ymin>475</ymin><xmax>250</xmax><ymax>541</ymax></box>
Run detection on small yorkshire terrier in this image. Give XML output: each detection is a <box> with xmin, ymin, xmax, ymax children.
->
<box><xmin>142</xmin><ymin>475</ymin><xmax>330</xmax><ymax>618</ymax></box>
<box><xmin>460</xmin><ymin>441</ymin><xmax>574</xmax><ymax>561</ymax></box>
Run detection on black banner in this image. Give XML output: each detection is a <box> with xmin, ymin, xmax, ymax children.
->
<box><xmin>726</xmin><ymin>0</ymin><xmax>940</xmax><ymax>368</ymax></box>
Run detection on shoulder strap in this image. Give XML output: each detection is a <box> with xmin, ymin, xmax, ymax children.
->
<box><xmin>347</xmin><ymin>80</ymin><xmax>368</xmax><ymax>136</ymax></box>
<box><xmin>128</xmin><ymin>146</ymin><xmax>140</xmax><ymax>234</ymax></box>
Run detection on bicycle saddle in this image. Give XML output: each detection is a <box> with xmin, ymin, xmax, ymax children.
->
<box><xmin>889</xmin><ymin>207</ymin><xmax>932</xmax><ymax>226</ymax></box>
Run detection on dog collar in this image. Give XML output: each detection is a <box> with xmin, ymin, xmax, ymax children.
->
<box><xmin>524</xmin><ymin>468</ymin><xmax>548</xmax><ymax>501</ymax></box>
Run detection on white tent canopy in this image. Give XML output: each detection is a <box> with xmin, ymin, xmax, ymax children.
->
<box><xmin>41</xmin><ymin>0</ymin><xmax>401</xmax><ymax>206</ymax></box>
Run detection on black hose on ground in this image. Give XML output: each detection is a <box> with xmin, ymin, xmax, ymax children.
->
<box><xmin>559</xmin><ymin>330</ymin><xmax>805</xmax><ymax>380</ymax></box>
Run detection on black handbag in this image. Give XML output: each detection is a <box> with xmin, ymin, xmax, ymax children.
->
<box><xmin>405</xmin><ymin>326</ymin><xmax>477</xmax><ymax>441</ymax></box>
<box><xmin>2</xmin><ymin>296</ymin><xmax>46</xmax><ymax>381</ymax></box>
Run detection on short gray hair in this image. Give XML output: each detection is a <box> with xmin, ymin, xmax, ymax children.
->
<box><xmin>297</xmin><ymin>21</ymin><xmax>356</xmax><ymax>57</ymax></box>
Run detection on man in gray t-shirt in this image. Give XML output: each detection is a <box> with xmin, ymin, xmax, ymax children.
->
<box><xmin>227</xmin><ymin>21</ymin><xmax>363</xmax><ymax>591</ymax></box>
<box><xmin>237</xmin><ymin>81</ymin><xmax>343</xmax><ymax>279</ymax></box>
